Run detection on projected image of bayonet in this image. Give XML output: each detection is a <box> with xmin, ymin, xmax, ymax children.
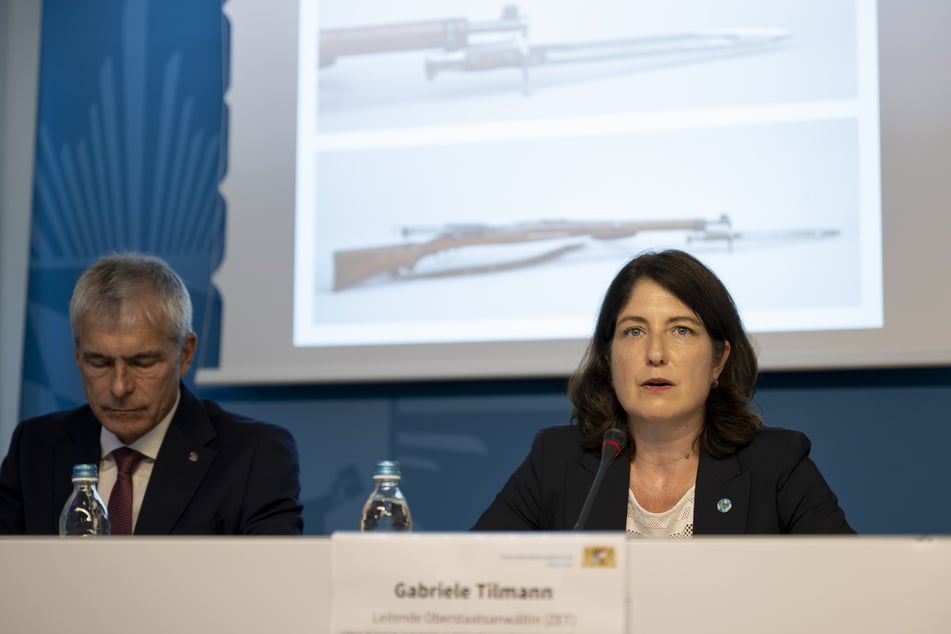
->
<box><xmin>425</xmin><ymin>28</ymin><xmax>789</xmax><ymax>92</ymax></box>
<box><xmin>689</xmin><ymin>227</ymin><xmax>841</xmax><ymax>252</ymax></box>
<box><xmin>319</xmin><ymin>5</ymin><xmax>790</xmax><ymax>95</ymax></box>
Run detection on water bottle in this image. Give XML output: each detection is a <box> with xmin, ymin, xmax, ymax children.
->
<box><xmin>59</xmin><ymin>464</ymin><xmax>111</xmax><ymax>536</ymax></box>
<box><xmin>360</xmin><ymin>460</ymin><xmax>412</xmax><ymax>531</ymax></box>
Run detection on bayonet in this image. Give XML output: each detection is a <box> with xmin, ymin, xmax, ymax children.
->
<box><xmin>425</xmin><ymin>28</ymin><xmax>790</xmax><ymax>88</ymax></box>
<box><xmin>689</xmin><ymin>227</ymin><xmax>841</xmax><ymax>252</ymax></box>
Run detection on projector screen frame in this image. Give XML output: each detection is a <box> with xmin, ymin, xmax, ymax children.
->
<box><xmin>204</xmin><ymin>0</ymin><xmax>951</xmax><ymax>386</ymax></box>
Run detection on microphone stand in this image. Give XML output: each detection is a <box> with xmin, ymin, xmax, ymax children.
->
<box><xmin>573</xmin><ymin>428</ymin><xmax>627</xmax><ymax>530</ymax></box>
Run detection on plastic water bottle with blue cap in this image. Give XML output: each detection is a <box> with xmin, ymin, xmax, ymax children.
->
<box><xmin>59</xmin><ymin>464</ymin><xmax>111</xmax><ymax>536</ymax></box>
<box><xmin>360</xmin><ymin>460</ymin><xmax>413</xmax><ymax>531</ymax></box>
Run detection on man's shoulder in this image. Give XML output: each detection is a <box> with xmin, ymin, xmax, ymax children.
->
<box><xmin>9</xmin><ymin>406</ymin><xmax>97</xmax><ymax>457</ymax></box>
<box><xmin>22</xmin><ymin>404</ymin><xmax>88</xmax><ymax>422</ymax></box>
<box><xmin>19</xmin><ymin>405</ymin><xmax>94</xmax><ymax>431</ymax></box>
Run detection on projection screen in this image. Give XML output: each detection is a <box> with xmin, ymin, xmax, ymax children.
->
<box><xmin>200</xmin><ymin>0</ymin><xmax>951</xmax><ymax>385</ymax></box>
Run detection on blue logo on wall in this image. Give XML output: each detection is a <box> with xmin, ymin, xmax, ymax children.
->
<box><xmin>21</xmin><ymin>0</ymin><xmax>229</xmax><ymax>418</ymax></box>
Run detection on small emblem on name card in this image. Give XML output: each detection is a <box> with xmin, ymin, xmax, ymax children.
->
<box><xmin>582</xmin><ymin>546</ymin><xmax>616</xmax><ymax>568</ymax></box>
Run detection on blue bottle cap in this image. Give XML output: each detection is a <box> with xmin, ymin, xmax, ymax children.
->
<box><xmin>71</xmin><ymin>463</ymin><xmax>99</xmax><ymax>479</ymax></box>
<box><xmin>374</xmin><ymin>460</ymin><xmax>401</xmax><ymax>477</ymax></box>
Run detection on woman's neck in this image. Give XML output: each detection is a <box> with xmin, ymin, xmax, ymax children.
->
<box><xmin>628</xmin><ymin>417</ymin><xmax>702</xmax><ymax>466</ymax></box>
<box><xmin>627</xmin><ymin>419</ymin><xmax>701</xmax><ymax>513</ymax></box>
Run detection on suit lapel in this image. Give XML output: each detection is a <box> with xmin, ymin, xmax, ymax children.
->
<box><xmin>694</xmin><ymin>449</ymin><xmax>750</xmax><ymax>534</ymax></box>
<box><xmin>588</xmin><ymin>457</ymin><xmax>629</xmax><ymax>530</ymax></box>
<box><xmin>52</xmin><ymin>409</ymin><xmax>101</xmax><ymax>529</ymax></box>
<box><xmin>567</xmin><ymin>447</ymin><xmax>629</xmax><ymax>530</ymax></box>
<box><xmin>135</xmin><ymin>388</ymin><xmax>217</xmax><ymax>534</ymax></box>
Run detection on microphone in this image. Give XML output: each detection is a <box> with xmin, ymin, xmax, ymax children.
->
<box><xmin>573</xmin><ymin>428</ymin><xmax>628</xmax><ymax>530</ymax></box>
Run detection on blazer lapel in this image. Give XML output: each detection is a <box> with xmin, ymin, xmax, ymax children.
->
<box><xmin>694</xmin><ymin>449</ymin><xmax>751</xmax><ymax>534</ymax></box>
<box><xmin>567</xmin><ymin>447</ymin><xmax>629</xmax><ymax>531</ymax></box>
<box><xmin>52</xmin><ymin>409</ymin><xmax>101</xmax><ymax>529</ymax></box>
<box><xmin>135</xmin><ymin>388</ymin><xmax>217</xmax><ymax>534</ymax></box>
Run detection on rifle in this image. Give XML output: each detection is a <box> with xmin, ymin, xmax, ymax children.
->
<box><xmin>333</xmin><ymin>215</ymin><xmax>732</xmax><ymax>291</ymax></box>
<box><xmin>319</xmin><ymin>5</ymin><xmax>789</xmax><ymax>93</ymax></box>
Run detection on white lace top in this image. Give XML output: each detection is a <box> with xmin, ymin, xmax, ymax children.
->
<box><xmin>626</xmin><ymin>485</ymin><xmax>695</xmax><ymax>539</ymax></box>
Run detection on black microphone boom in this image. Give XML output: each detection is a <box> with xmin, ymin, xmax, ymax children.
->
<box><xmin>573</xmin><ymin>428</ymin><xmax>628</xmax><ymax>530</ymax></box>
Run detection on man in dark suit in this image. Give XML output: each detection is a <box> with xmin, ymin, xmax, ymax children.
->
<box><xmin>0</xmin><ymin>253</ymin><xmax>303</xmax><ymax>534</ymax></box>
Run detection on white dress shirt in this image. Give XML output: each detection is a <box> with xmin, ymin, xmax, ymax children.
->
<box><xmin>97</xmin><ymin>390</ymin><xmax>180</xmax><ymax>533</ymax></box>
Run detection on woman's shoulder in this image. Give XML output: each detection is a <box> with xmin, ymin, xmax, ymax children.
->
<box><xmin>752</xmin><ymin>425</ymin><xmax>810</xmax><ymax>443</ymax></box>
<box><xmin>529</xmin><ymin>424</ymin><xmax>589</xmax><ymax>456</ymax></box>
<box><xmin>739</xmin><ymin>425</ymin><xmax>812</xmax><ymax>461</ymax></box>
<box><xmin>532</xmin><ymin>424</ymin><xmax>585</xmax><ymax>444</ymax></box>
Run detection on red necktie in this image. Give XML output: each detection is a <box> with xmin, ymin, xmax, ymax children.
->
<box><xmin>108</xmin><ymin>447</ymin><xmax>144</xmax><ymax>535</ymax></box>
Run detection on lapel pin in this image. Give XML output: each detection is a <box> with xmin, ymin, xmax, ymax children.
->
<box><xmin>188</xmin><ymin>451</ymin><xmax>199</xmax><ymax>463</ymax></box>
<box><xmin>716</xmin><ymin>498</ymin><xmax>733</xmax><ymax>513</ymax></box>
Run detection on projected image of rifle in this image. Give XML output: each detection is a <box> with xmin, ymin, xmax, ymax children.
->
<box><xmin>319</xmin><ymin>5</ymin><xmax>790</xmax><ymax>93</ymax></box>
<box><xmin>331</xmin><ymin>215</ymin><xmax>841</xmax><ymax>291</ymax></box>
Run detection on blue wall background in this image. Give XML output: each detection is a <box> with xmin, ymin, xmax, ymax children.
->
<box><xmin>19</xmin><ymin>0</ymin><xmax>951</xmax><ymax>535</ymax></box>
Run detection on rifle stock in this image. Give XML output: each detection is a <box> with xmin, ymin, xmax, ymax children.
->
<box><xmin>334</xmin><ymin>243</ymin><xmax>430</xmax><ymax>291</ymax></box>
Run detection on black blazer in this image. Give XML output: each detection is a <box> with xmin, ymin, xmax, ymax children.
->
<box><xmin>0</xmin><ymin>385</ymin><xmax>303</xmax><ymax>535</ymax></box>
<box><xmin>473</xmin><ymin>425</ymin><xmax>854</xmax><ymax>534</ymax></box>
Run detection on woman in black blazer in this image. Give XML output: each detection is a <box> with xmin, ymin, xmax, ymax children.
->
<box><xmin>474</xmin><ymin>250</ymin><xmax>853</xmax><ymax>535</ymax></box>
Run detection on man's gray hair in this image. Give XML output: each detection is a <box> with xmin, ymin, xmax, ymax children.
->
<box><xmin>69</xmin><ymin>252</ymin><xmax>193</xmax><ymax>347</ymax></box>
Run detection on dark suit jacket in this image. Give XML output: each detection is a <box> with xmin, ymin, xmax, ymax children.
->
<box><xmin>473</xmin><ymin>425</ymin><xmax>854</xmax><ymax>534</ymax></box>
<box><xmin>0</xmin><ymin>385</ymin><xmax>303</xmax><ymax>535</ymax></box>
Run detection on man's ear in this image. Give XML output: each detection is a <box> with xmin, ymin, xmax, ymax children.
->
<box><xmin>179</xmin><ymin>332</ymin><xmax>198</xmax><ymax>377</ymax></box>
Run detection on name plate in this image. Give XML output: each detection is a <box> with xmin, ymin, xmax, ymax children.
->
<box><xmin>331</xmin><ymin>532</ymin><xmax>626</xmax><ymax>634</ymax></box>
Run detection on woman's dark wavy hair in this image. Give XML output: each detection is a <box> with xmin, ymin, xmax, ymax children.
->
<box><xmin>568</xmin><ymin>249</ymin><xmax>761</xmax><ymax>458</ymax></box>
